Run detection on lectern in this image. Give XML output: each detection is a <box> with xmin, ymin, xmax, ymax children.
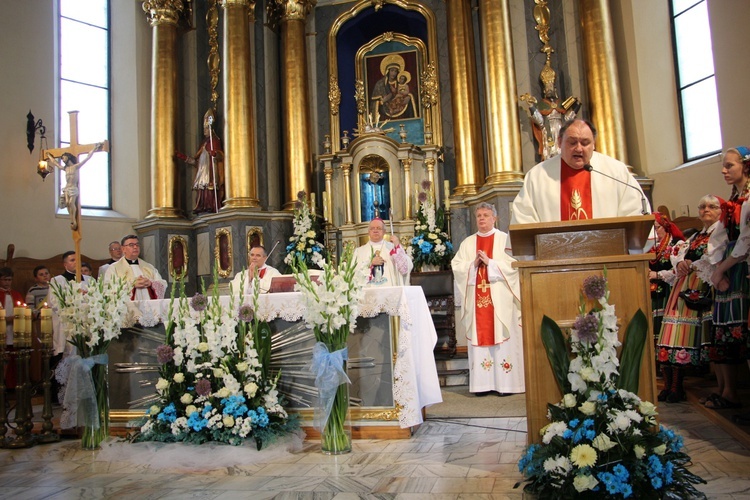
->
<box><xmin>510</xmin><ymin>215</ymin><xmax>657</xmax><ymax>444</ymax></box>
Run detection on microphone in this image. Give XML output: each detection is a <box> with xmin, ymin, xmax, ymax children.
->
<box><xmin>584</xmin><ymin>164</ymin><xmax>649</xmax><ymax>215</ymax></box>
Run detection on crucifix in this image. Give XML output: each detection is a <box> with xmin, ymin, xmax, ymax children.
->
<box><xmin>42</xmin><ymin>110</ymin><xmax>110</xmax><ymax>282</ymax></box>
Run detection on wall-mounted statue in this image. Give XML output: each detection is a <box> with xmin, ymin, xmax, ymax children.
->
<box><xmin>520</xmin><ymin>62</ymin><xmax>581</xmax><ymax>161</ymax></box>
<box><xmin>177</xmin><ymin>108</ymin><xmax>225</xmax><ymax>214</ymax></box>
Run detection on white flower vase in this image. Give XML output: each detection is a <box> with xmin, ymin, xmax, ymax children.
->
<box><xmin>420</xmin><ymin>264</ymin><xmax>440</xmax><ymax>273</ymax></box>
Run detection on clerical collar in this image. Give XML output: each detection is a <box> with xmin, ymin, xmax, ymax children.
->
<box><xmin>477</xmin><ymin>228</ymin><xmax>496</xmax><ymax>238</ymax></box>
<box><xmin>62</xmin><ymin>270</ymin><xmax>76</xmax><ymax>281</ymax></box>
<box><xmin>126</xmin><ymin>259</ymin><xmax>140</xmax><ymax>265</ymax></box>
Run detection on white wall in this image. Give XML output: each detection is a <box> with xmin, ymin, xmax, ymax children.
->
<box><xmin>0</xmin><ymin>0</ymin><xmax>152</xmax><ymax>260</ymax></box>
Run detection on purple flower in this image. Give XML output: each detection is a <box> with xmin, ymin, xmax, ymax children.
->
<box><xmin>294</xmin><ymin>200</ymin><xmax>303</xmax><ymax>210</ymax></box>
<box><xmin>421</xmin><ymin>180</ymin><xmax>432</xmax><ymax>191</ymax></box>
<box><xmin>195</xmin><ymin>378</ymin><xmax>212</xmax><ymax>396</ymax></box>
<box><xmin>574</xmin><ymin>313</ymin><xmax>599</xmax><ymax>343</ymax></box>
<box><xmin>156</xmin><ymin>345</ymin><xmax>174</xmax><ymax>364</ymax></box>
<box><xmin>418</xmin><ymin>192</ymin><xmax>427</xmax><ymax>203</ymax></box>
<box><xmin>239</xmin><ymin>304</ymin><xmax>254</xmax><ymax>322</ymax></box>
<box><xmin>297</xmin><ymin>190</ymin><xmax>307</xmax><ymax>201</ymax></box>
<box><xmin>191</xmin><ymin>293</ymin><xmax>207</xmax><ymax>312</ymax></box>
<box><xmin>582</xmin><ymin>275</ymin><xmax>607</xmax><ymax>300</ymax></box>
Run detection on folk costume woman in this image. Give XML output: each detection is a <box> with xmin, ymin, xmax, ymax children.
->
<box><xmin>704</xmin><ymin>147</ymin><xmax>750</xmax><ymax>410</ymax></box>
<box><xmin>656</xmin><ymin>196</ymin><xmax>720</xmax><ymax>403</ymax></box>
<box><xmin>649</xmin><ymin>212</ymin><xmax>684</xmax><ymax>337</ymax></box>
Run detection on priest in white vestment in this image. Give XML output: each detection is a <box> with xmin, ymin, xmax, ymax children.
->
<box><xmin>230</xmin><ymin>245</ymin><xmax>282</xmax><ymax>295</ymax></box>
<box><xmin>104</xmin><ymin>235</ymin><xmax>166</xmax><ymax>301</ymax></box>
<box><xmin>354</xmin><ymin>218</ymin><xmax>413</xmax><ymax>287</ymax></box>
<box><xmin>452</xmin><ymin>203</ymin><xmax>525</xmax><ymax>395</ymax></box>
<box><xmin>511</xmin><ymin>119</ymin><xmax>650</xmax><ymax>224</ymax></box>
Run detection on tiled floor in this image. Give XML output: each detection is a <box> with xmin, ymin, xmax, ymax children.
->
<box><xmin>0</xmin><ymin>401</ymin><xmax>748</xmax><ymax>499</ymax></box>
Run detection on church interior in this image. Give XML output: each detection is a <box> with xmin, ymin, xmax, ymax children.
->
<box><xmin>2</xmin><ymin>0</ymin><xmax>750</xmax><ymax>497</ymax></box>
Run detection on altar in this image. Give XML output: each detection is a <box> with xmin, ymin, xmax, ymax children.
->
<box><xmin>109</xmin><ymin>286</ymin><xmax>442</xmax><ymax>438</ymax></box>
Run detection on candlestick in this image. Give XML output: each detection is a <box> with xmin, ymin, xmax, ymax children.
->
<box><xmin>322</xmin><ymin>191</ymin><xmax>329</xmax><ymax>222</ymax></box>
<box><xmin>0</xmin><ymin>307</ymin><xmax>5</xmax><ymax>324</ymax></box>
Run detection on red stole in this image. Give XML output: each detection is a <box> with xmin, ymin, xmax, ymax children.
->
<box><xmin>259</xmin><ymin>268</ymin><xmax>266</xmax><ymax>279</ymax></box>
<box><xmin>474</xmin><ymin>235</ymin><xmax>495</xmax><ymax>346</ymax></box>
<box><xmin>130</xmin><ymin>286</ymin><xmax>157</xmax><ymax>301</ymax></box>
<box><xmin>560</xmin><ymin>159</ymin><xmax>592</xmax><ymax>220</ymax></box>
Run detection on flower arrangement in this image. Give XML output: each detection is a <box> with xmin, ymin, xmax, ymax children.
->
<box><xmin>284</xmin><ymin>190</ymin><xmax>326</xmax><ymax>269</ymax></box>
<box><xmin>133</xmin><ymin>272</ymin><xmax>298</xmax><ymax>449</ymax></box>
<box><xmin>292</xmin><ymin>244</ymin><xmax>369</xmax><ymax>453</ymax></box>
<box><xmin>408</xmin><ymin>180</ymin><xmax>453</xmax><ymax>271</ymax></box>
<box><xmin>516</xmin><ymin>271</ymin><xmax>706</xmax><ymax>499</ymax></box>
<box><xmin>51</xmin><ymin>276</ymin><xmax>130</xmax><ymax>448</ymax></box>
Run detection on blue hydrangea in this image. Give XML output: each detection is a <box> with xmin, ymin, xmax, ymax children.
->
<box><xmin>221</xmin><ymin>395</ymin><xmax>249</xmax><ymax>418</ymax></box>
<box><xmin>419</xmin><ymin>240</ymin><xmax>433</xmax><ymax>254</ymax></box>
<box><xmin>187</xmin><ymin>410</ymin><xmax>208</xmax><ymax>431</ymax></box>
<box><xmin>157</xmin><ymin>403</ymin><xmax>177</xmax><ymax>423</ymax></box>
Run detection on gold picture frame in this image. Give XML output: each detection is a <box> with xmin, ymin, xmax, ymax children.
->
<box><xmin>168</xmin><ymin>235</ymin><xmax>189</xmax><ymax>279</ymax></box>
<box><xmin>214</xmin><ymin>227</ymin><xmax>233</xmax><ymax>278</ymax></box>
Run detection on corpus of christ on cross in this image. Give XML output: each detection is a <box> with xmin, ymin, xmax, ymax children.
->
<box><xmin>42</xmin><ymin>110</ymin><xmax>110</xmax><ymax>283</ymax></box>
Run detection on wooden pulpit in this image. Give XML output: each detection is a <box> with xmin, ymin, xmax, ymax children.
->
<box><xmin>509</xmin><ymin>215</ymin><xmax>657</xmax><ymax>444</ymax></box>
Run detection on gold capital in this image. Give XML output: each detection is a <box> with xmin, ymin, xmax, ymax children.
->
<box><xmin>267</xmin><ymin>0</ymin><xmax>316</xmax><ymax>26</ymax></box>
<box><xmin>142</xmin><ymin>0</ymin><xmax>184</xmax><ymax>26</ymax></box>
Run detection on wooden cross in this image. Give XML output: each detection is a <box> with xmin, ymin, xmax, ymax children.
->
<box><xmin>477</xmin><ymin>279</ymin><xmax>491</xmax><ymax>293</ymax></box>
<box><xmin>42</xmin><ymin>110</ymin><xmax>110</xmax><ymax>282</ymax></box>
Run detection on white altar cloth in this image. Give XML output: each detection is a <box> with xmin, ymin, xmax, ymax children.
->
<box><xmin>126</xmin><ymin>286</ymin><xmax>442</xmax><ymax>428</ymax></box>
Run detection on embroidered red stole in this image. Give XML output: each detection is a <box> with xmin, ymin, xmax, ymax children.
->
<box><xmin>560</xmin><ymin>159</ymin><xmax>592</xmax><ymax>221</ymax></box>
<box><xmin>475</xmin><ymin>234</ymin><xmax>495</xmax><ymax>346</ymax></box>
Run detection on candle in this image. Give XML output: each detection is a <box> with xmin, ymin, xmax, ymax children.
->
<box><xmin>310</xmin><ymin>192</ymin><xmax>316</xmax><ymax>214</ymax></box>
<box><xmin>40</xmin><ymin>306</ymin><xmax>52</xmax><ymax>347</ymax></box>
<box><xmin>13</xmin><ymin>302</ymin><xmax>23</xmax><ymax>343</ymax></box>
<box><xmin>444</xmin><ymin>180</ymin><xmax>451</xmax><ymax>211</ymax></box>
<box><xmin>21</xmin><ymin>305</ymin><xmax>31</xmax><ymax>347</ymax></box>
<box><xmin>0</xmin><ymin>307</ymin><xmax>5</xmax><ymax>323</ymax></box>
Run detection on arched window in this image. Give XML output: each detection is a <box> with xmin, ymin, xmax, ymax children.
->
<box><xmin>671</xmin><ymin>0</ymin><xmax>721</xmax><ymax>161</ymax></box>
<box><xmin>58</xmin><ymin>0</ymin><xmax>111</xmax><ymax>209</ymax></box>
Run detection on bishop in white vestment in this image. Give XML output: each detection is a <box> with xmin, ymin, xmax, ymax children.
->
<box><xmin>452</xmin><ymin>203</ymin><xmax>524</xmax><ymax>395</ymax></box>
<box><xmin>354</xmin><ymin>218</ymin><xmax>413</xmax><ymax>287</ymax></box>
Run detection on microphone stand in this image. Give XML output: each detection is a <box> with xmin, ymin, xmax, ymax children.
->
<box><xmin>584</xmin><ymin>164</ymin><xmax>649</xmax><ymax>215</ymax></box>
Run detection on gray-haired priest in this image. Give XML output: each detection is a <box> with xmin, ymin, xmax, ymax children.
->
<box><xmin>451</xmin><ymin>202</ymin><xmax>525</xmax><ymax>397</ymax></box>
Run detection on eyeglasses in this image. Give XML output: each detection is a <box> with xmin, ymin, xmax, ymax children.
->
<box><xmin>697</xmin><ymin>204</ymin><xmax>720</xmax><ymax>210</ymax></box>
<box><xmin>123</xmin><ymin>243</ymin><xmax>140</xmax><ymax>248</ymax></box>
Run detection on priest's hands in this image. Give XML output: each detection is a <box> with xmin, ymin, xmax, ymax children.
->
<box><xmin>134</xmin><ymin>276</ymin><xmax>152</xmax><ymax>289</ymax></box>
<box><xmin>475</xmin><ymin>250</ymin><xmax>490</xmax><ymax>267</ymax></box>
<box><xmin>371</xmin><ymin>254</ymin><xmax>385</xmax><ymax>266</ymax></box>
<box><xmin>389</xmin><ymin>234</ymin><xmax>400</xmax><ymax>246</ymax></box>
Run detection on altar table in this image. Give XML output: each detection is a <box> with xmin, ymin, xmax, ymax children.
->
<box><xmin>118</xmin><ymin>286</ymin><xmax>442</xmax><ymax>429</ymax></box>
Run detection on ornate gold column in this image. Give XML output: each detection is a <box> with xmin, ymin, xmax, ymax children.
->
<box><xmin>479</xmin><ymin>0</ymin><xmax>523</xmax><ymax>184</ymax></box>
<box><xmin>579</xmin><ymin>0</ymin><xmax>627</xmax><ymax>163</ymax></box>
<box><xmin>220</xmin><ymin>0</ymin><xmax>260</xmax><ymax>209</ymax></box>
<box><xmin>446</xmin><ymin>0</ymin><xmax>484</xmax><ymax>195</ymax></box>
<box><xmin>341</xmin><ymin>163</ymin><xmax>353</xmax><ymax>225</ymax></box>
<box><xmin>143</xmin><ymin>1</ymin><xmax>183</xmax><ymax>218</ymax></box>
<box><xmin>402</xmin><ymin>158</ymin><xmax>412</xmax><ymax>219</ymax></box>
<box><xmin>270</xmin><ymin>0</ymin><xmax>315</xmax><ymax>210</ymax></box>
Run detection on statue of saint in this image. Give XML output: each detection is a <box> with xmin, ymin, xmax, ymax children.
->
<box><xmin>520</xmin><ymin>62</ymin><xmax>581</xmax><ymax>160</ymax></box>
<box><xmin>46</xmin><ymin>142</ymin><xmax>104</xmax><ymax>231</ymax></box>
<box><xmin>177</xmin><ymin>108</ymin><xmax>225</xmax><ymax>214</ymax></box>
